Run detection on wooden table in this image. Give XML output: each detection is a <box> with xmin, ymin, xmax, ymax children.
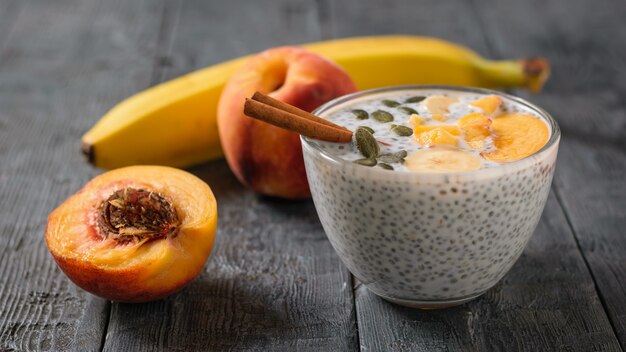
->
<box><xmin>1</xmin><ymin>0</ymin><xmax>624</xmax><ymax>351</ymax></box>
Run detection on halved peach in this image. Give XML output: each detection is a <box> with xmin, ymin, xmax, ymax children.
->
<box><xmin>481</xmin><ymin>113</ymin><xmax>549</xmax><ymax>162</ymax></box>
<box><xmin>45</xmin><ymin>166</ymin><xmax>217</xmax><ymax>302</ymax></box>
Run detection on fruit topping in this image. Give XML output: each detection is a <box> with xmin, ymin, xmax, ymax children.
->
<box><xmin>457</xmin><ymin>113</ymin><xmax>492</xmax><ymax>150</ymax></box>
<box><xmin>423</xmin><ymin>95</ymin><xmax>458</xmax><ymax>114</ymax></box>
<box><xmin>481</xmin><ymin>113</ymin><xmax>549</xmax><ymax>162</ymax></box>
<box><xmin>405</xmin><ymin>148</ymin><xmax>482</xmax><ymax>173</ymax></box>
<box><xmin>415</xmin><ymin>128</ymin><xmax>459</xmax><ymax>147</ymax></box>
<box><xmin>469</xmin><ymin>95</ymin><xmax>502</xmax><ymax>115</ymax></box>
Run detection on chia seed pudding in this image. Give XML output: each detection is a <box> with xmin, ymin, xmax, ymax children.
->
<box><xmin>301</xmin><ymin>86</ymin><xmax>560</xmax><ymax>308</ymax></box>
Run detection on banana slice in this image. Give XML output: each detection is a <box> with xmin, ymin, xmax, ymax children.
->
<box><xmin>423</xmin><ymin>95</ymin><xmax>458</xmax><ymax>115</ymax></box>
<box><xmin>405</xmin><ymin>148</ymin><xmax>482</xmax><ymax>173</ymax></box>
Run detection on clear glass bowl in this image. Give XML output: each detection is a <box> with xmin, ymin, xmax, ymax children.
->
<box><xmin>301</xmin><ymin>85</ymin><xmax>560</xmax><ymax>309</ymax></box>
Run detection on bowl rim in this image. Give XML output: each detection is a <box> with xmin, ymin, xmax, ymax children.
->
<box><xmin>300</xmin><ymin>85</ymin><xmax>560</xmax><ymax>179</ymax></box>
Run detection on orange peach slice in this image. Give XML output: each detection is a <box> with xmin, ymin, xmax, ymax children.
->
<box><xmin>414</xmin><ymin>125</ymin><xmax>461</xmax><ymax>136</ymax></box>
<box><xmin>458</xmin><ymin>112</ymin><xmax>492</xmax><ymax>149</ymax></box>
<box><xmin>431</xmin><ymin>113</ymin><xmax>448</xmax><ymax>122</ymax></box>
<box><xmin>45</xmin><ymin>166</ymin><xmax>218</xmax><ymax>302</ymax></box>
<box><xmin>416</xmin><ymin>128</ymin><xmax>459</xmax><ymax>147</ymax></box>
<box><xmin>481</xmin><ymin>113</ymin><xmax>549</xmax><ymax>162</ymax></box>
<box><xmin>469</xmin><ymin>95</ymin><xmax>502</xmax><ymax>115</ymax></box>
<box><xmin>407</xmin><ymin>114</ymin><xmax>424</xmax><ymax>126</ymax></box>
<box><xmin>423</xmin><ymin>95</ymin><xmax>458</xmax><ymax>114</ymax></box>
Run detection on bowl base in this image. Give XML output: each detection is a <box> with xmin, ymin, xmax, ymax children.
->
<box><xmin>367</xmin><ymin>288</ymin><xmax>487</xmax><ymax>309</ymax></box>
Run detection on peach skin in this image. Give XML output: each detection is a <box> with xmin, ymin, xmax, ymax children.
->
<box><xmin>45</xmin><ymin>166</ymin><xmax>217</xmax><ymax>302</ymax></box>
<box><xmin>217</xmin><ymin>46</ymin><xmax>357</xmax><ymax>199</ymax></box>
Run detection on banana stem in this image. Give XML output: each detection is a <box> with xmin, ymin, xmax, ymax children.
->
<box><xmin>476</xmin><ymin>58</ymin><xmax>550</xmax><ymax>93</ymax></box>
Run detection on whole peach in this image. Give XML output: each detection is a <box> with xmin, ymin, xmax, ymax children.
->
<box><xmin>217</xmin><ymin>47</ymin><xmax>357</xmax><ymax>199</ymax></box>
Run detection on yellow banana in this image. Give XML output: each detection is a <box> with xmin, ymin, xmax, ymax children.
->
<box><xmin>81</xmin><ymin>35</ymin><xmax>549</xmax><ymax>169</ymax></box>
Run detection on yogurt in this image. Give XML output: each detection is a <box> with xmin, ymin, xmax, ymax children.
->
<box><xmin>301</xmin><ymin>86</ymin><xmax>560</xmax><ymax>308</ymax></box>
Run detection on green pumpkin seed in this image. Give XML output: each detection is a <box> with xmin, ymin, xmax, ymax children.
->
<box><xmin>378</xmin><ymin>163</ymin><xmax>394</xmax><ymax>170</ymax></box>
<box><xmin>372</xmin><ymin>110</ymin><xmax>394</xmax><ymax>123</ymax></box>
<box><xmin>395</xmin><ymin>150</ymin><xmax>408</xmax><ymax>158</ymax></box>
<box><xmin>378</xmin><ymin>154</ymin><xmax>403</xmax><ymax>164</ymax></box>
<box><xmin>351</xmin><ymin>109</ymin><xmax>369</xmax><ymax>120</ymax></box>
<box><xmin>397</xmin><ymin>106</ymin><xmax>418</xmax><ymax>115</ymax></box>
<box><xmin>405</xmin><ymin>96</ymin><xmax>426</xmax><ymax>103</ymax></box>
<box><xmin>382</xmin><ymin>99</ymin><xmax>401</xmax><ymax>107</ymax></box>
<box><xmin>390</xmin><ymin>125</ymin><xmax>413</xmax><ymax>137</ymax></box>
<box><xmin>358</xmin><ymin>126</ymin><xmax>375</xmax><ymax>134</ymax></box>
<box><xmin>355</xmin><ymin>127</ymin><xmax>380</xmax><ymax>159</ymax></box>
<box><xmin>353</xmin><ymin>158</ymin><xmax>377</xmax><ymax>167</ymax></box>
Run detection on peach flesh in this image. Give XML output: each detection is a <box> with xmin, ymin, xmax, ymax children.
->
<box><xmin>45</xmin><ymin>166</ymin><xmax>217</xmax><ymax>302</ymax></box>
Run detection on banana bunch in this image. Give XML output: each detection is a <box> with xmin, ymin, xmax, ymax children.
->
<box><xmin>81</xmin><ymin>36</ymin><xmax>549</xmax><ymax>169</ymax></box>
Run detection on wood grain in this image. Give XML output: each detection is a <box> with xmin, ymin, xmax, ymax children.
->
<box><xmin>472</xmin><ymin>0</ymin><xmax>626</xmax><ymax>348</ymax></box>
<box><xmin>101</xmin><ymin>1</ymin><xmax>358</xmax><ymax>351</ymax></box>
<box><xmin>329</xmin><ymin>0</ymin><xmax>622</xmax><ymax>350</ymax></box>
<box><xmin>0</xmin><ymin>0</ymin><xmax>624</xmax><ymax>351</ymax></box>
<box><xmin>0</xmin><ymin>0</ymin><xmax>170</xmax><ymax>350</ymax></box>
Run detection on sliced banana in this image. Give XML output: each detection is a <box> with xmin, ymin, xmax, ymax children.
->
<box><xmin>405</xmin><ymin>148</ymin><xmax>482</xmax><ymax>173</ymax></box>
<box><xmin>423</xmin><ymin>95</ymin><xmax>458</xmax><ymax>115</ymax></box>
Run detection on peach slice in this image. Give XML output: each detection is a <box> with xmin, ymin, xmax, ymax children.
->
<box><xmin>415</xmin><ymin>127</ymin><xmax>459</xmax><ymax>147</ymax></box>
<box><xmin>458</xmin><ymin>112</ymin><xmax>492</xmax><ymax>149</ymax></box>
<box><xmin>407</xmin><ymin>114</ymin><xmax>424</xmax><ymax>126</ymax></box>
<box><xmin>481</xmin><ymin>113</ymin><xmax>549</xmax><ymax>162</ymax></box>
<box><xmin>469</xmin><ymin>95</ymin><xmax>502</xmax><ymax>115</ymax></box>
<box><xmin>413</xmin><ymin>125</ymin><xmax>461</xmax><ymax>136</ymax></box>
<box><xmin>423</xmin><ymin>95</ymin><xmax>458</xmax><ymax>115</ymax></box>
<box><xmin>45</xmin><ymin>166</ymin><xmax>217</xmax><ymax>302</ymax></box>
<box><xmin>431</xmin><ymin>114</ymin><xmax>448</xmax><ymax>122</ymax></box>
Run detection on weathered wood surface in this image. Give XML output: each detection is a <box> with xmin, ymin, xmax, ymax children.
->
<box><xmin>473</xmin><ymin>0</ymin><xmax>626</xmax><ymax>349</ymax></box>
<box><xmin>330</xmin><ymin>0</ymin><xmax>622</xmax><ymax>350</ymax></box>
<box><xmin>0</xmin><ymin>0</ymin><xmax>624</xmax><ymax>351</ymax></box>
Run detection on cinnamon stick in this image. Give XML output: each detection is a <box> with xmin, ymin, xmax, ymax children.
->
<box><xmin>251</xmin><ymin>92</ymin><xmax>351</xmax><ymax>132</ymax></box>
<box><xmin>244</xmin><ymin>98</ymin><xmax>353</xmax><ymax>143</ymax></box>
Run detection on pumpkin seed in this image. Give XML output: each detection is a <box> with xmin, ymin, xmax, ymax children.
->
<box><xmin>382</xmin><ymin>99</ymin><xmax>401</xmax><ymax>107</ymax></box>
<box><xmin>395</xmin><ymin>150</ymin><xmax>408</xmax><ymax>158</ymax></box>
<box><xmin>405</xmin><ymin>96</ymin><xmax>426</xmax><ymax>103</ymax></box>
<box><xmin>378</xmin><ymin>153</ymin><xmax>403</xmax><ymax>164</ymax></box>
<box><xmin>351</xmin><ymin>109</ymin><xmax>369</xmax><ymax>120</ymax></box>
<box><xmin>355</xmin><ymin>127</ymin><xmax>380</xmax><ymax>159</ymax></box>
<box><xmin>378</xmin><ymin>163</ymin><xmax>394</xmax><ymax>170</ymax></box>
<box><xmin>397</xmin><ymin>106</ymin><xmax>418</xmax><ymax>115</ymax></box>
<box><xmin>353</xmin><ymin>158</ymin><xmax>377</xmax><ymax>167</ymax></box>
<box><xmin>390</xmin><ymin>125</ymin><xmax>413</xmax><ymax>136</ymax></box>
<box><xmin>358</xmin><ymin>126</ymin><xmax>375</xmax><ymax>134</ymax></box>
<box><xmin>372</xmin><ymin>110</ymin><xmax>394</xmax><ymax>123</ymax></box>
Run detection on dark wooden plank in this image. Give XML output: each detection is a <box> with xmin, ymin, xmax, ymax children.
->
<box><xmin>101</xmin><ymin>1</ymin><xmax>358</xmax><ymax>351</ymax></box>
<box><xmin>328</xmin><ymin>0</ymin><xmax>621</xmax><ymax>350</ymax></box>
<box><xmin>471</xmin><ymin>0</ymin><xmax>626</xmax><ymax>348</ymax></box>
<box><xmin>0</xmin><ymin>0</ymin><xmax>171</xmax><ymax>350</ymax></box>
